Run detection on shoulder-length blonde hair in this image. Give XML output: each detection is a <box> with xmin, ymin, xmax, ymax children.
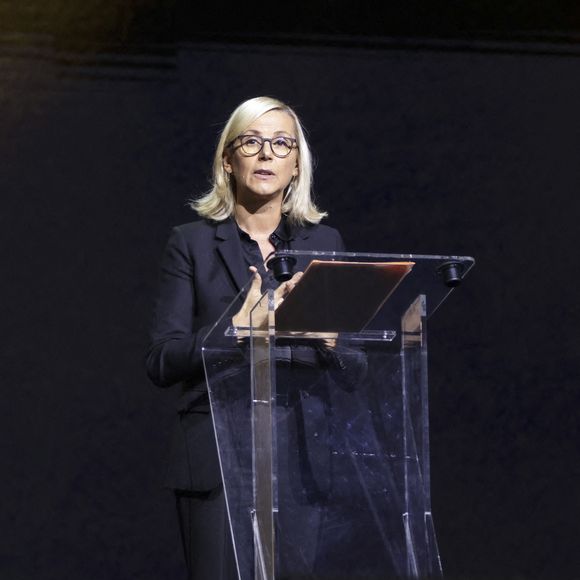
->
<box><xmin>190</xmin><ymin>96</ymin><xmax>327</xmax><ymax>225</ymax></box>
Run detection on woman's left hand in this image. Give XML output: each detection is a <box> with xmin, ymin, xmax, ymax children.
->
<box><xmin>232</xmin><ymin>268</ymin><xmax>303</xmax><ymax>330</ymax></box>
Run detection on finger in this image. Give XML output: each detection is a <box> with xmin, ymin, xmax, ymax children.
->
<box><xmin>275</xmin><ymin>281</ymin><xmax>292</xmax><ymax>299</ymax></box>
<box><xmin>248</xmin><ymin>266</ymin><xmax>262</xmax><ymax>289</ymax></box>
<box><xmin>276</xmin><ymin>271</ymin><xmax>303</xmax><ymax>297</ymax></box>
<box><xmin>242</xmin><ymin>267</ymin><xmax>263</xmax><ymax>311</ymax></box>
<box><xmin>288</xmin><ymin>271</ymin><xmax>303</xmax><ymax>284</ymax></box>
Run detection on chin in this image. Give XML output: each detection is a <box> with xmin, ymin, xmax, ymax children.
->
<box><xmin>251</xmin><ymin>188</ymin><xmax>283</xmax><ymax>199</ymax></box>
<box><xmin>237</xmin><ymin>184</ymin><xmax>285</xmax><ymax>203</ymax></box>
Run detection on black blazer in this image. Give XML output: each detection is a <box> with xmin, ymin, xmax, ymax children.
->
<box><xmin>146</xmin><ymin>217</ymin><xmax>344</xmax><ymax>491</ymax></box>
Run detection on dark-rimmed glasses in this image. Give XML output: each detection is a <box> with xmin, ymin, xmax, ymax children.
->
<box><xmin>229</xmin><ymin>134</ymin><xmax>298</xmax><ymax>158</ymax></box>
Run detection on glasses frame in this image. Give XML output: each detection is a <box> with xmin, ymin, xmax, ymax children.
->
<box><xmin>228</xmin><ymin>134</ymin><xmax>298</xmax><ymax>158</ymax></box>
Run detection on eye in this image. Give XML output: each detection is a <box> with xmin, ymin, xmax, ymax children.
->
<box><xmin>273</xmin><ymin>137</ymin><xmax>291</xmax><ymax>147</ymax></box>
<box><xmin>242</xmin><ymin>136</ymin><xmax>260</xmax><ymax>145</ymax></box>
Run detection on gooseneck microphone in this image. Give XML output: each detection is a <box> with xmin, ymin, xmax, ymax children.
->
<box><xmin>265</xmin><ymin>253</ymin><xmax>297</xmax><ymax>282</ymax></box>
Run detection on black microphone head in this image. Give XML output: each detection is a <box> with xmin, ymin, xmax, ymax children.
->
<box><xmin>437</xmin><ymin>261</ymin><xmax>464</xmax><ymax>288</ymax></box>
<box><xmin>266</xmin><ymin>255</ymin><xmax>297</xmax><ymax>282</ymax></box>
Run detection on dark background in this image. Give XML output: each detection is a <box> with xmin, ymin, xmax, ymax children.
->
<box><xmin>1</xmin><ymin>2</ymin><xmax>579</xmax><ymax>579</ymax></box>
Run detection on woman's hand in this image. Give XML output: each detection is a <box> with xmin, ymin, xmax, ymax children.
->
<box><xmin>276</xmin><ymin>270</ymin><xmax>303</xmax><ymax>305</ymax></box>
<box><xmin>232</xmin><ymin>266</ymin><xmax>303</xmax><ymax>329</ymax></box>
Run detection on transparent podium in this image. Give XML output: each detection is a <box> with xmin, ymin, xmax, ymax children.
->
<box><xmin>202</xmin><ymin>251</ymin><xmax>474</xmax><ymax>580</ymax></box>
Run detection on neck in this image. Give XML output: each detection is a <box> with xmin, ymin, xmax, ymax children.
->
<box><xmin>234</xmin><ymin>197</ymin><xmax>283</xmax><ymax>236</ymax></box>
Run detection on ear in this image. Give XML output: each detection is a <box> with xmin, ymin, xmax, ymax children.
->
<box><xmin>223</xmin><ymin>152</ymin><xmax>233</xmax><ymax>174</ymax></box>
<box><xmin>292</xmin><ymin>161</ymin><xmax>298</xmax><ymax>177</ymax></box>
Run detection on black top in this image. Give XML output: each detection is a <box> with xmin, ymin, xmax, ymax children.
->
<box><xmin>235</xmin><ymin>216</ymin><xmax>293</xmax><ymax>290</ymax></box>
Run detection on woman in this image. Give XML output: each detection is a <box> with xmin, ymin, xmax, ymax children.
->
<box><xmin>146</xmin><ymin>96</ymin><xmax>344</xmax><ymax>580</ymax></box>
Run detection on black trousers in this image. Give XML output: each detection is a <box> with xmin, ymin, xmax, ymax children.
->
<box><xmin>175</xmin><ymin>486</ymin><xmax>238</xmax><ymax>580</ymax></box>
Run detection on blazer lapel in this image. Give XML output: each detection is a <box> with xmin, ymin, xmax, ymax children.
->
<box><xmin>215</xmin><ymin>219</ymin><xmax>249</xmax><ymax>293</ymax></box>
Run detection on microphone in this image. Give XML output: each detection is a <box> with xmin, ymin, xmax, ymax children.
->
<box><xmin>437</xmin><ymin>261</ymin><xmax>465</xmax><ymax>288</ymax></box>
<box><xmin>265</xmin><ymin>254</ymin><xmax>297</xmax><ymax>282</ymax></box>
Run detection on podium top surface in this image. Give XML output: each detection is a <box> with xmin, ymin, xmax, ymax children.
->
<box><xmin>271</xmin><ymin>250</ymin><xmax>474</xmax><ymax>325</ymax></box>
<box><xmin>203</xmin><ymin>250</ymin><xmax>475</xmax><ymax>343</ymax></box>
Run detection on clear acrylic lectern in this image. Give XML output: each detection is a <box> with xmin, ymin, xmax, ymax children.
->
<box><xmin>202</xmin><ymin>251</ymin><xmax>474</xmax><ymax>580</ymax></box>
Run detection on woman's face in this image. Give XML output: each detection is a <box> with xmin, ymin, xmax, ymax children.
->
<box><xmin>224</xmin><ymin>109</ymin><xmax>299</xmax><ymax>205</ymax></box>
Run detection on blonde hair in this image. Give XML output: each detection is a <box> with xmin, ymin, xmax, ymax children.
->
<box><xmin>190</xmin><ymin>96</ymin><xmax>327</xmax><ymax>225</ymax></box>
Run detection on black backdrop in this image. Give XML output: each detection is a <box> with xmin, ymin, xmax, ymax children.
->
<box><xmin>1</xmin><ymin>34</ymin><xmax>580</xmax><ymax>580</ymax></box>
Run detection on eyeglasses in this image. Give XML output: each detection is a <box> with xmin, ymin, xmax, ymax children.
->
<box><xmin>229</xmin><ymin>134</ymin><xmax>298</xmax><ymax>158</ymax></box>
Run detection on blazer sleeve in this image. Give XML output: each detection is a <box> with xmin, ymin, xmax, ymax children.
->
<box><xmin>145</xmin><ymin>227</ymin><xmax>210</xmax><ymax>388</ymax></box>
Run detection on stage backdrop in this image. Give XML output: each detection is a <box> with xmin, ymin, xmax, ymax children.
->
<box><xmin>1</xmin><ymin>38</ymin><xmax>579</xmax><ymax>580</ymax></box>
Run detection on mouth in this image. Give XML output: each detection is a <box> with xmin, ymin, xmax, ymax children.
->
<box><xmin>254</xmin><ymin>169</ymin><xmax>275</xmax><ymax>176</ymax></box>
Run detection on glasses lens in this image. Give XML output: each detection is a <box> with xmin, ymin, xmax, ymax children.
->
<box><xmin>239</xmin><ymin>136</ymin><xmax>262</xmax><ymax>156</ymax></box>
<box><xmin>271</xmin><ymin>137</ymin><xmax>292</xmax><ymax>157</ymax></box>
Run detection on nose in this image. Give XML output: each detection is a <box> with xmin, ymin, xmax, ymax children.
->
<box><xmin>258</xmin><ymin>139</ymin><xmax>274</xmax><ymax>159</ymax></box>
